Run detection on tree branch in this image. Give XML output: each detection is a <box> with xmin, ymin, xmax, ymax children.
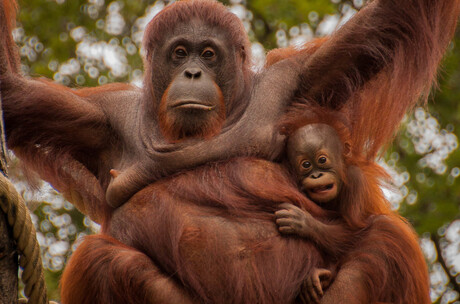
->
<box><xmin>432</xmin><ymin>234</ymin><xmax>460</xmax><ymax>295</ymax></box>
<box><xmin>0</xmin><ymin>80</ymin><xmax>17</xmax><ymax>304</ymax></box>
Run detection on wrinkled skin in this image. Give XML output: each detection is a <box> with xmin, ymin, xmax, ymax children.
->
<box><xmin>155</xmin><ymin>20</ymin><xmax>230</xmax><ymax>141</ymax></box>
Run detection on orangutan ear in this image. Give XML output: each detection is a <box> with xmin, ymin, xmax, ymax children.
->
<box><xmin>344</xmin><ymin>142</ymin><xmax>352</xmax><ymax>157</ymax></box>
<box><xmin>240</xmin><ymin>46</ymin><xmax>247</xmax><ymax>63</ymax></box>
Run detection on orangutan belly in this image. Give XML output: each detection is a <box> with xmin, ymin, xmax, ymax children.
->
<box><xmin>109</xmin><ymin>160</ymin><xmax>323</xmax><ymax>303</ymax></box>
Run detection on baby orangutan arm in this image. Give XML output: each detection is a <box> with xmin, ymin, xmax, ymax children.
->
<box><xmin>275</xmin><ymin>203</ymin><xmax>355</xmax><ymax>258</ymax></box>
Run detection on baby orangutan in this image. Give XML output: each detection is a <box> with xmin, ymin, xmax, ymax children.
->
<box><xmin>287</xmin><ymin>123</ymin><xmax>348</xmax><ymax>205</ymax></box>
<box><xmin>276</xmin><ymin>123</ymin><xmax>349</xmax><ymax>302</ymax></box>
<box><xmin>274</xmin><ymin>113</ymin><xmax>429</xmax><ymax>303</ymax></box>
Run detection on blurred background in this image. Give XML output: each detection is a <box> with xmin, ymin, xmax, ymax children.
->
<box><xmin>9</xmin><ymin>0</ymin><xmax>460</xmax><ymax>302</ymax></box>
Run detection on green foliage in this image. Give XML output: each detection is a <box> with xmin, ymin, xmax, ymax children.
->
<box><xmin>248</xmin><ymin>0</ymin><xmax>339</xmax><ymax>48</ymax></box>
<box><xmin>250</xmin><ymin>0</ymin><xmax>335</xmax><ymax>26</ymax></box>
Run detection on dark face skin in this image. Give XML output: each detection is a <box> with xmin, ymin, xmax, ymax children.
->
<box><xmin>153</xmin><ymin>19</ymin><xmax>238</xmax><ymax>141</ymax></box>
<box><xmin>287</xmin><ymin>124</ymin><xmax>345</xmax><ymax>204</ymax></box>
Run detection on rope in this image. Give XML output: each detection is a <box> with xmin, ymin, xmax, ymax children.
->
<box><xmin>0</xmin><ymin>173</ymin><xmax>49</xmax><ymax>304</ymax></box>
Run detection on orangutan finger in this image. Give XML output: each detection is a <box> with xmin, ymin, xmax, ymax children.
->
<box><xmin>318</xmin><ymin>269</ymin><xmax>332</xmax><ymax>290</ymax></box>
<box><xmin>275</xmin><ymin>218</ymin><xmax>295</xmax><ymax>226</ymax></box>
<box><xmin>274</xmin><ymin>209</ymin><xmax>292</xmax><ymax>218</ymax></box>
<box><xmin>278</xmin><ymin>226</ymin><xmax>295</xmax><ymax>234</ymax></box>
<box><xmin>306</xmin><ymin>276</ymin><xmax>320</xmax><ymax>303</ymax></box>
<box><xmin>312</xmin><ymin>274</ymin><xmax>324</xmax><ymax>297</ymax></box>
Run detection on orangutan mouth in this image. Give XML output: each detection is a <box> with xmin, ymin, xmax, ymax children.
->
<box><xmin>172</xmin><ymin>100</ymin><xmax>216</xmax><ymax>111</ymax></box>
<box><xmin>309</xmin><ymin>183</ymin><xmax>335</xmax><ymax>194</ymax></box>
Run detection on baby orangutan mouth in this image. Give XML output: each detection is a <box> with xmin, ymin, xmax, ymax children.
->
<box><xmin>305</xmin><ymin>182</ymin><xmax>338</xmax><ymax>203</ymax></box>
<box><xmin>310</xmin><ymin>183</ymin><xmax>335</xmax><ymax>193</ymax></box>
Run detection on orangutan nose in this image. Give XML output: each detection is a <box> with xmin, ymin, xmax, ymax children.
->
<box><xmin>184</xmin><ymin>68</ymin><xmax>202</xmax><ymax>79</ymax></box>
<box><xmin>310</xmin><ymin>172</ymin><xmax>323</xmax><ymax>179</ymax></box>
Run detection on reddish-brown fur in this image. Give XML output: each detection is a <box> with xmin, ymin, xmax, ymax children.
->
<box><xmin>63</xmin><ymin>158</ymin><xmax>333</xmax><ymax>304</ymax></box>
<box><xmin>1</xmin><ymin>0</ymin><xmax>459</xmax><ymax>303</ymax></box>
<box><xmin>61</xmin><ymin>153</ymin><xmax>429</xmax><ymax>303</ymax></box>
<box><xmin>60</xmin><ymin>234</ymin><xmax>195</xmax><ymax>303</ymax></box>
<box><xmin>279</xmin><ymin>107</ymin><xmax>430</xmax><ymax>303</ymax></box>
<box><xmin>270</xmin><ymin>0</ymin><xmax>460</xmax><ymax>159</ymax></box>
<box><xmin>265</xmin><ymin>37</ymin><xmax>328</xmax><ymax>69</ymax></box>
<box><xmin>0</xmin><ymin>0</ymin><xmax>19</xmax><ymax>73</ymax></box>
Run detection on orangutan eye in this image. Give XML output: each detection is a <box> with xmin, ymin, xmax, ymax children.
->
<box><xmin>201</xmin><ymin>48</ymin><xmax>216</xmax><ymax>59</ymax></box>
<box><xmin>318</xmin><ymin>156</ymin><xmax>327</xmax><ymax>164</ymax></box>
<box><xmin>301</xmin><ymin>161</ymin><xmax>311</xmax><ymax>169</ymax></box>
<box><xmin>174</xmin><ymin>46</ymin><xmax>188</xmax><ymax>58</ymax></box>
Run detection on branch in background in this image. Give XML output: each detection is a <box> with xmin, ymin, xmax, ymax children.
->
<box><xmin>0</xmin><ymin>80</ymin><xmax>17</xmax><ymax>304</ymax></box>
<box><xmin>431</xmin><ymin>234</ymin><xmax>460</xmax><ymax>295</ymax></box>
<box><xmin>0</xmin><ymin>80</ymin><xmax>8</xmax><ymax>177</ymax></box>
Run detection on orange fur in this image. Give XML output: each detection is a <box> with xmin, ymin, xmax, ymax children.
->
<box><xmin>279</xmin><ymin>104</ymin><xmax>430</xmax><ymax>303</ymax></box>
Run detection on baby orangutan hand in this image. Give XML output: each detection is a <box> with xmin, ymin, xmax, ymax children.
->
<box><xmin>299</xmin><ymin>268</ymin><xmax>332</xmax><ymax>304</ymax></box>
<box><xmin>274</xmin><ymin>203</ymin><xmax>316</xmax><ymax>238</ymax></box>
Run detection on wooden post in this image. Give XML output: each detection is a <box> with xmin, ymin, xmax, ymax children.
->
<box><xmin>0</xmin><ymin>80</ymin><xmax>17</xmax><ymax>304</ymax></box>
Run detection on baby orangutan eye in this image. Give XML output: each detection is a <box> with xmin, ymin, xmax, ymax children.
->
<box><xmin>318</xmin><ymin>156</ymin><xmax>327</xmax><ymax>164</ymax></box>
<box><xmin>301</xmin><ymin>161</ymin><xmax>311</xmax><ymax>169</ymax></box>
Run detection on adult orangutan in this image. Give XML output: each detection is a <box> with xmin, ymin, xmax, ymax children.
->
<box><xmin>0</xmin><ymin>0</ymin><xmax>458</xmax><ymax>303</ymax></box>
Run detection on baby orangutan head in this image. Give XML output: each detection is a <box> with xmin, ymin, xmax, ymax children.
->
<box><xmin>287</xmin><ymin>123</ymin><xmax>350</xmax><ymax>204</ymax></box>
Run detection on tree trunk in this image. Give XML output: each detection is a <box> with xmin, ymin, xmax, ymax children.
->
<box><xmin>0</xmin><ymin>210</ymin><xmax>17</xmax><ymax>304</ymax></box>
<box><xmin>0</xmin><ymin>80</ymin><xmax>17</xmax><ymax>304</ymax></box>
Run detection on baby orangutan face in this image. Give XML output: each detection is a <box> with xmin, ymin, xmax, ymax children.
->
<box><xmin>287</xmin><ymin>123</ymin><xmax>347</xmax><ymax>204</ymax></box>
